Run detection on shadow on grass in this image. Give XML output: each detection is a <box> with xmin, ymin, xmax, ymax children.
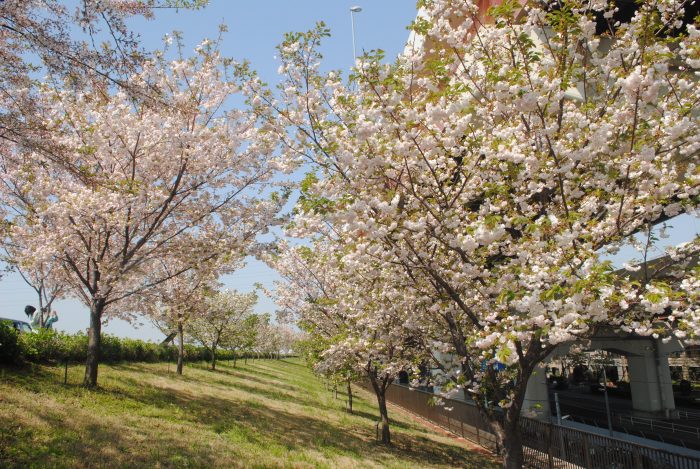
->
<box><xmin>221</xmin><ymin>378</ymin><xmax>302</xmax><ymax>405</ymax></box>
<box><xmin>238</xmin><ymin>360</ymin><xmax>305</xmax><ymax>376</ymax></box>
<box><xmin>341</xmin><ymin>408</ymin><xmax>419</xmax><ymax>432</ymax></box>
<box><xmin>214</xmin><ymin>366</ymin><xmax>301</xmax><ymax>394</ymax></box>
<box><xmin>107</xmin><ymin>364</ymin><xmax>337</xmax><ymax>415</ymax></box>
<box><xmin>8</xmin><ymin>399</ymin><xmax>223</xmax><ymax>468</ymax></box>
<box><xmin>1</xmin><ymin>363</ymin><xmax>497</xmax><ymax>468</ymax></box>
<box><xmin>186</xmin><ymin>360</ymin><xmax>301</xmax><ymax>388</ymax></box>
<box><xmin>102</xmin><ymin>381</ymin><xmax>491</xmax><ymax>467</ymax></box>
<box><xmin>181</xmin><ymin>373</ymin><xmax>305</xmax><ymax>408</ymax></box>
<box><xmin>228</xmin><ymin>363</ymin><xmax>298</xmax><ymax>383</ymax></box>
<box><xmin>278</xmin><ymin>358</ymin><xmax>305</xmax><ymax>366</ymax></box>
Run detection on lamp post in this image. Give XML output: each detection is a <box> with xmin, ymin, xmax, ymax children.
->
<box><xmin>350</xmin><ymin>6</ymin><xmax>362</xmax><ymax>62</ymax></box>
<box><xmin>602</xmin><ymin>366</ymin><xmax>614</xmax><ymax>437</ymax></box>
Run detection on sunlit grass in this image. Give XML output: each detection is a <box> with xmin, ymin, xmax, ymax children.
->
<box><xmin>0</xmin><ymin>358</ymin><xmax>497</xmax><ymax>468</ymax></box>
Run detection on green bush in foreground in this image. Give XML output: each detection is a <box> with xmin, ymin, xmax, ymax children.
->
<box><xmin>2</xmin><ymin>329</ymin><xmax>239</xmax><ymax>365</ymax></box>
<box><xmin>0</xmin><ymin>323</ymin><xmax>21</xmax><ymax>365</ymax></box>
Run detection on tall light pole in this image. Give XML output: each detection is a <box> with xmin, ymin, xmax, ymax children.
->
<box><xmin>350</xmin><ymin>6</ymin><xmax>362</xmax><ymax>62</ymax></box>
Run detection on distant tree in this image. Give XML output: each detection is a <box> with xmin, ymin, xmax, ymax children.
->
<box><xmin>140</xmin><ymin>256</ymin><xmax>224</xmax><ymax>375</ymax></box>
<box><xmin>269</xmin><ymin>240</ymin><xmax>421</xmax><ymax>443</ymax></box>
<box><xmin>254</xmin><ymin>314</ymin><xmax>280</xmax><ymax>358</ymax></box>
<box><xmin>230</xmin><ymin>314</ymin><xmax>260</xmax><ymax>365</ymax></box>
<box><xmin>2</xmin><ymin>247</ymin><xmax>64</xmax><ymax>327</ymax></box>
<box><xmin>189</xmin><ymin>290</ymin><xmax>258</xmax><ymax>370</ymax></box>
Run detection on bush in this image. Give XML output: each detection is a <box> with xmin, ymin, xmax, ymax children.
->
<box><xmin>0</xmin><ymin>323</ymin><xmax>21</xmax><ymax>365</ymax></box>
<box><xmin>18</xmin><ymin>328</ymin><xmax>70</xmax><ymax>362</ymax></box>
<box><xmin>0</xmin><ymin>329</ymin><xmax>231</xmax><ymax>366</ymax></box>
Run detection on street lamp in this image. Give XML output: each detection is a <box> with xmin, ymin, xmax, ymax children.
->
<box><xmin>350</xmin><ymin>6</ymin><xmax>362</xmax><ymax>62</ymax></box>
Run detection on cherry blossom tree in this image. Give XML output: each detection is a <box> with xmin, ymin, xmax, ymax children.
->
<box><xmin>269</xmin><ymin>241</ymin><xmax>360</xmax><ymax>406</ymax></box>
<box><xmin>269</xmin><ymin>239</ymin><xmax>422</xmax><ymax>443</ymax></box>
<box><xmin>140</xmin><ymin>255</ymin><xmax>224</xmax><ymax>375</ymax></box>
<box><xmin>188</xmin><ymin>289</ymin><xmax>258</xmax><ymax>370</ymax></box>
<box><xmin>253</xmin><ymin>313</ymin><xmax>281</xmax><ymax>358</ymax></box>
<box><xmin>249</xmin><ymin>1</ymin><xmax>700</xmax><ymax>465</ymax></box>
<box><xmin>275</xmin><ymin>324</ymin><xmax>303</xmax><ymax>356</ymax></box>
<box><xmin>1</xmin><ymin>239</ymin><xmax>64</xmax><ymax>327</ymax></box>
<box><xmin>0</xmin><ymin>0</ymin><xmax>207</xmax><ymax>154</ymax></box>
<box><xmin>0</xmin><ymin>41</ymin><xmax>287</xmax><ymax>387</ymax></box>
<box><xmin>253</xmin><ymin>317</ymin><xmax>301</xmax><ymax>359</ymax></box>
<box><xmin>229</xmin><ymin>313</ymin><xmax>259</xmax><ymax>366</ymax></box>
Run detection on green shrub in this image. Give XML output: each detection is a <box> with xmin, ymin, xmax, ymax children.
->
<box><xmin>0</xmin><ymin>328</ymin><xmax>244</xmax><ymax>367</ymax></box>
<box><xmin>0</xmin><ymin>323</ymin><xmax>20</xmax><ymax>365</ymax></box>
<box><xmin>62</xmin><ymin>332</ymin><xmax>89</xmax><ymax>362</ymax></box>
<box><xmin>18</xmin><ymin>329</ymin><xmax>69</xmax><ymax>362</ymax></box>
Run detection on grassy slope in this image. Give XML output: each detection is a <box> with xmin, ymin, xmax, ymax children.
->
<box><xmin>0</xmin><ymin>358</ymin><xmax>497</xmax><ymax>468</ymax></box>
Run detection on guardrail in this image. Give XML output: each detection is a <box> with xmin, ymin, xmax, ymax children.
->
<box><xmin>378</xmin><ymin>383</ymin><xmax>700</xmax><ymax>469</ymax></box>
<box><xmin>677</xmin><ymin>410</ymin><xmax>700</xmax><ymax>420</ymax></box>
<box><xmin>616</xmin><ymin>414</ymin><xmax>700</xmax><ymax>441</ymax></box>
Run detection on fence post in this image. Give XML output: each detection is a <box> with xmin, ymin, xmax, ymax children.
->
<box><xmin>632</xmin><ymin>445</ymin><xmax>643</xmax><ymax>468</ymax></box>
<box><xmin>547</xmin><ymin>424</ymin><xmax>555</xmax><ymax>469</ymax></box>
<box><xmin>583</xmin><ymin>433</ymin><xmax>592</xmax><ymax>469</ymax></box>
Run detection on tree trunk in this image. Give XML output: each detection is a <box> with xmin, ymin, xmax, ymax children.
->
<box><xmin>83</xmin><ymin>300</ymin><xmax>104</xmax><ymax>387</ymax></box>
<box><xmin>368</xmin><ymin>373</ymin><xmax>391</xmax><ymax>444</ymax></box>
<box><xmin>347</xmin><ymin>379</ymin><xmax>353</xmax><ymax>414</ymax></box>
<box><xmin>45</xmin><ymin>297</ymin><xmax>57</xmax><ymax>329</ymax></box>
<box><xmin>38</xmin><ymin>285</ymin><xmax>45</xmax><ymax>328</ymax></box>
<box><xmin>497</xmin><ymin>362</ymin><xmax>534</xmax><ymax>468</ymax></box>
<box><xmin>377</xmin><ymin>391</ymin><xmax>391</xmax><ymax>444</ymax></box>
<box><xmin>211</xmin><ymin>343</ymin><xmax>217</xmax><ymax>370</ymax></box>
<box><xmin>501</xmin><ymin>417</ymin><xmax>524</xmax><ymax>469</ymax></box>
<box><xmin>176</xmin><ymin>322</ymin><xmax>184</xmax><ymax>375</ymax></box>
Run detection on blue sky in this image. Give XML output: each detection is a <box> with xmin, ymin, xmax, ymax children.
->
<box><xmin>0</xmin><ymin>1</ymin><xmax>419</xmax><ymax>341</ymax></box>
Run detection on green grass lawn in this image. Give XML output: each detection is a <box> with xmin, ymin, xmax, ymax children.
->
<box><xmin>0</xmin><ymin>358</ymin><xmax>497</xmax><ymax>468</ymax></box>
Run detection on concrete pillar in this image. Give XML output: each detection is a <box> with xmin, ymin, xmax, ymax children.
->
<box><xmin>627</xmin><ymin>341</ymin><xmax>675</xmax><ymax>414</ymax></box>
<box><xmin>523</xmin><ymin>364</ymin><xmax>551</xmax><ymax>420</ymax></box>
<box><xmin>682</xmin><ymin>352</ymin><xmax>691</xmax><ymax>381</ymax></box>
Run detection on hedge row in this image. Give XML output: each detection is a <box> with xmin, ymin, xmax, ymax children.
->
<box><xmin>0</xmin><ymin>324</ymin><xmax>238</xmax><ymax>365</ymax></box>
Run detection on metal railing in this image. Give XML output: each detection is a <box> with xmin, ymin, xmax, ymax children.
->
<box><xmin>383</xmin><ymin>383</ymin><xmax>501</xmax><ymax>452</ymax></box>
<box><xmin>616</xmin><ymin>414</ymin><xmax>700</xmax><ymax>441</ymax></box>
<box><xmin>378</xmin><ymin>383</ymin><xmax>700</xmax><ymax>469</ymax></box>
<box><xmin>677</xmin><ymin>410</ymin><xmax>700</xmax><ymax>420</ymax></box>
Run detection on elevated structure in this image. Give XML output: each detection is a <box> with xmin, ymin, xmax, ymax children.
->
<box><xmin>521</xmin><ymin>251</ymin><xmax>698</xmax><ymax>421</ymax></box>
